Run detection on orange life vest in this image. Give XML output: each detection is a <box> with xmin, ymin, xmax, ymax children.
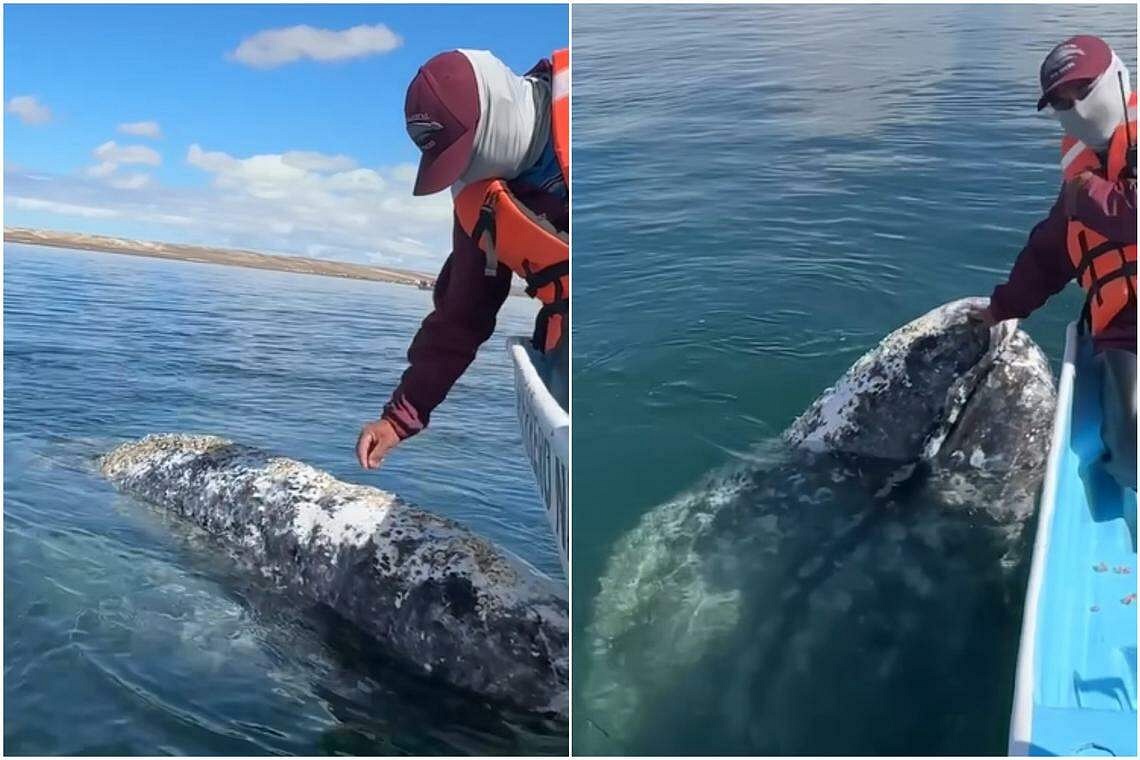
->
<box><xmin>454</xmin><ymin>49</ymin><xmax>569</xmax><ymax>353</ymax></box>
<box><xmin>1060</xmin><ymin>91</ymin><xmax>1137</xmax><ymax>335</ymax></box>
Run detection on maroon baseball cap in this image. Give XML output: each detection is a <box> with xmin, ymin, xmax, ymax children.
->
<box><xmin>1037</xmin><ymin>35</ymin><xmax>1113</xmax><ymax>110</ymax></box>
<box><xmin>405</xmin><ymin>51</ymin><xmax>480</xmax><ymax>195</ymax></box>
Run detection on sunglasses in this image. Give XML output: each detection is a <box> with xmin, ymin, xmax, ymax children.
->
<box><xmin>1045</xmin><ymin>78</ymin><xmax>1096</xmax><ymax>111</ymax></box>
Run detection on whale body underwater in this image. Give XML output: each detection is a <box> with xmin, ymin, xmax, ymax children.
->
<box><xmin>100</xmin><ymin>434</ymin><xmax>568</xmax><ymax>715</ymax></box>
<box><xmin>579</xmin><ymin>298</ymin><xmax>1058</xmax><ymax>755</ymax></box>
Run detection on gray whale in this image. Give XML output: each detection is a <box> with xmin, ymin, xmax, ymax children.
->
<box><xmin>579</xmin><ymin>298</ymin><xmax>1057</xmax><ymax>754</ymax></box>
<box><xmin>100</xmin><ymin>434</ymin><xmax>568</xmax><ymax>715</ymax></box>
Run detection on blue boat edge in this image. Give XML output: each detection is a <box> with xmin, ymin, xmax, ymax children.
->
<box><xmin>1009</xmin><ymin>322</ymin><xmax>1138</xmax><ymax>757</ymax></box>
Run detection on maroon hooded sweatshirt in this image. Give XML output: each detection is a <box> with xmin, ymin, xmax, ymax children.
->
<box><xmin>990</xmin><ymin>169</ymin><xmax>1136</xmax><ymax>353</ymax></box>
<box><xmin>381</xmin><ymin>181</ymin><xmax>567</xmax><ymax>439</ymax></box>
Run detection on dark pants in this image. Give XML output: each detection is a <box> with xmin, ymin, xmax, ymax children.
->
<box><xmin>1096</xmin><ymin>348</ymin><xmax>1137</xmax><ymax>491</ymax></box>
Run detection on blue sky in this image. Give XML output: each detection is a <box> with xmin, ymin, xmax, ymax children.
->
<box><xmin>4</xmin><ymin>3</ymin><xmax>568</xmax><ymax>271</ymax></box>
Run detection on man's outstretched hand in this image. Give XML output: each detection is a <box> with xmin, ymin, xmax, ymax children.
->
<box><xmin>965</xmin><ymin>302</ymin><xmax>998</xmax><ymax>327</ymax></box>
<box><xmin>356</xmin><ymin>418</ymin><xmax>401</xmax><ymax>470</ymax></box>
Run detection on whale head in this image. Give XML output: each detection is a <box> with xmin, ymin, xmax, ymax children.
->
<box><xmin>783</xmin><ymin>297</ymin><xmax>1040</xmax><ymax>463</ymax></box>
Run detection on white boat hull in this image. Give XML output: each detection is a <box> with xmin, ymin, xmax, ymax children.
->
<box><xmin>507</xmin><ymin>337</ymin><xmax>569</xmax><ymax>575</ymax></box>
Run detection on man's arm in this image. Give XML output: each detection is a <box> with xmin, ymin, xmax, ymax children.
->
<box><xmin>989</xmin><ymin>191</ymin><xmax>1077</xmax><ymax>321</ymax></box>
<box><xmin>381</xmin><ymin>217</ymin><xmax>512</xmax><ymax>439</ymax></box>
<box><xmin>358</xmin><ymin>219</ymin><xmax>511</xmax><ymax>469</ymax></box>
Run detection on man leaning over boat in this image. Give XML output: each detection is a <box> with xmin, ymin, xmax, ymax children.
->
<box><xmin>356</xmin><ymin>48</ymin><xmax>570</xmax><ymax>470</ymax></box>
<box><xmin>971</xmin><ymin>35</ymin><xmax>1136</xmax><ymax>490</ymax></box>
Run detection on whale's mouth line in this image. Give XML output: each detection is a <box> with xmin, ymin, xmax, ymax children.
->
<box><xmin>922</xmin><ymin>364</ymin><xmax>990</xmax><ymax>461</ymax></box>
<box><xmin>920</xmin><ymin>318</ymin><xmax>1016</xmax><ymax>463</ymax></box>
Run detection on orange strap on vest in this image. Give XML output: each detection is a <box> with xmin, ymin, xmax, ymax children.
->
<box><xmin>1066</xmin><ymin>221</ymin><xmax>1137</xmax><ymax>335</ymax></box>
<box><xmin>454</xmin><ymin>179</ymin><xmax>568</xmax><ymax>351</ymax></box>
<box><xmin>1059</xmin><ymin>91</ymin><xmax>1137</xmax><ymax>336</ymax></box>
<box><xmin>452</xmin><ymin>50</ymin><xmax>570</xmax><ymax>353</ymax></box>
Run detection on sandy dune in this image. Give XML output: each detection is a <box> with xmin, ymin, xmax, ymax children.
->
<box><xmin>4</xmin><ymin>227</ymin><xmax>437</xmax><ymax>289</ymax></box>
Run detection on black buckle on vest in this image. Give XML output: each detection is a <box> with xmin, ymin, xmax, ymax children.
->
<box><xmin>523</xmin><ymin>260</ymin><xmax>570</xmax><ymax>298</ymax></box>
<box><xmin>1074</xmin><ymin>230</ymin><xmax>1126</xmax><ymax>292</ymax></box>
<box><xmin>472</xmin><ymin>203</ymin><xmax>496</xmax><ymax>247</ymax></box>
<box><xmin>471</xmin><ymin>202</ymin><xmax>498</xmax><ymax>275</ymax></box>
<box><xmin>532</xmin><ymin>298</ymin><xmax>569</xmax><ymax>352</ymax></box>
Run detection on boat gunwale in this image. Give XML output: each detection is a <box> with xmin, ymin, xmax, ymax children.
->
<box><xmin>506</xmin><ymin>335</ymin><xmax>569</xmax><ymax>576</ymax></box>
<box><xmin>505</xmin><ymin>336</ymin><xmax>570</xmax><ymax>449</ymax></box>
<box><xmin>1008</xmin><ymin>321</ymin><xmax>1078</xmax><ymax>756</ymax></box>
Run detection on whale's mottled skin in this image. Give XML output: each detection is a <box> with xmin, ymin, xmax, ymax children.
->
<box><xmin>785</xmin><ymin>298</ymin><xmax>1021</xmax><ymax>460</ymax></box>
<box><xmin>100</xmin><ymin>434</ymin><xmax>567</xmax><ymax>714</ymax></box>
<box><xmin>579</xmin><ymin>299</ymin><xmax>1056</xmax><ymax>754</ymax></box>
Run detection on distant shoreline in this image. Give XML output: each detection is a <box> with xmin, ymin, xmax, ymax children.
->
<box><xmin>4</xmin><ymin>227</ymin><xmax>439</xmax><ymax>290</ymax></box>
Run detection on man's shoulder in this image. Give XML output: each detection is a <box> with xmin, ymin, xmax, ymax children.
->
<box><xmin>524</xmin><ymin>57</ymin><xmax>552</xmax><ymax>79</ymax></box>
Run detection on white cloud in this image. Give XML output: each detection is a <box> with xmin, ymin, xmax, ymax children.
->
<box><xmin>3</xmin><ymin>142</ymin><xmax>453</xmax><ymax>270</ymax></box>
<box><xmin>108</xmin><ymin>172</ymin><xmax>152</xmax><ymax>190</ymax></box>
<box><xmin>9</xmin><ymin>196</ymin><xmax>120</xmax><ymax>219</ymax></box>
<box><xmin>118</xmin><ymin>121</ymin><xmax>162</xmax><ymax>139</ymax></box>
<box><xmin>142</xmin><ymin>212</ymin><xmax>195</xmax><ymax>226</ymax></box>
<box><xmin>188</xmin><ymin>144</ymin><xmax>308</xmax><ymax>199</ymax></box>
<box><xmin>282</xmin><ymin>150</ymin><xmax>358</xmax><ymax>173</ymax></box>
<box><xmin>7</xmin><ymin>96</ymin><xmax>52</xmax><ymax>125</ymax></box>
<box><xmin>94</xmin><ymin>141</ymin><xmax>161</xmax><ymax>167</ymax></box>
<box><xmin>85</xmin><ymin>142</ymin><xmax>161</xmax><ymax>190</ymax></box>
<box><xmin>325</xmin><ymin>168</ymin><xmax>386</xmax><ymax>193</ymax></box>
<box><xmin>185</xmin><ymin>144</ymin><xmax>238</xmax><ymax>174</ymax></box>
<box><xmin>86</xmin><ymin>161</ymin><xmax>118</xmax><ymax>179</ymax></box>
<box><xmin>184</xmin><ymin>144</ymin><xmax>448</xmax><ymax>234</ymax></box>
<box><xmin>391</xmin><ymin>163</ymin><xmax>418</xmax><ymax>183</ymax></box>
<box><xmin>229</xmin><ymin>24</ymin><xmax>403</xmax><ymax>69</ymax></box>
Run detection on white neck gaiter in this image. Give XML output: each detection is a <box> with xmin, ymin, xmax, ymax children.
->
<box><xmin>1056</xmin><ymin>53</ymin><xmax>1133</xmax><ymax>151</ymax></box>
<box><xmin>454</xmin><ymin>49</ymin><xmax>550</xmax><ymax>191</ymax></box>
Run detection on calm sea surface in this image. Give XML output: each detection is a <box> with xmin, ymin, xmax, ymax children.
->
<box><xmin>4</xmin><ymin>243</ymin><xmax>565</xmax><ymax>755</ymax></box>
<box><xmin>572</xmin><ymin>5</ymin><xmax>1136</xmax><ymax>755</ymax></box>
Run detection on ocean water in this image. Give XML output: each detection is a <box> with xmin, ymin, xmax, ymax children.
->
<box><xmin>571</xmin><ymin>4</ymin><xmax>1136</xmax><ymax>755</ymax></box>
<box><xmin>3</xmin><ymin>243</ymin><xmax>566</xmax><ymax>755</ymax></box>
